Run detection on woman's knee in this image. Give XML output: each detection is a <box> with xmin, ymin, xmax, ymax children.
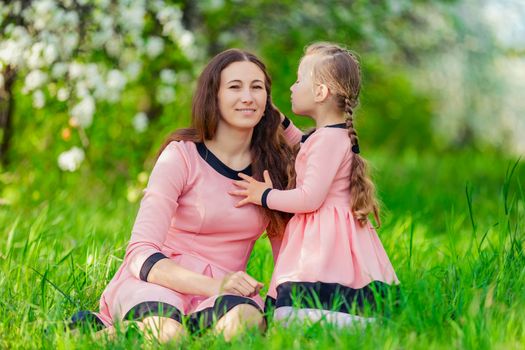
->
<box><xmin>142</xmin><ymin>316</ymin><xmax>186</xmax><ymax>343</ymax></box>
<box><xmin>215</xmin><ymin>304</ymin><xmax>265</xmax><ymax>340</ymax></box>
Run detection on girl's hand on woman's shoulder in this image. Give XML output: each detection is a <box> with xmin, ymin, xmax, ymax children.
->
<box><xmin>230</xmin><ymin>170</ymin><xmax>273</xmax><ymax>207</ymax></box>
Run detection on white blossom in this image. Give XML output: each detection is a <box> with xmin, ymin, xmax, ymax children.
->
<box><xmin>160</xmin><ymin>69</ymin><xmax>177</xmax><ymax>84</ymax></box>
<box><xmin>51</xmin><ymin>62</ymin><xmax>68</xmax><ymax>78</ymax></box>
<box><xmin>63</xmin><ymin>32</ymin><xmax>79</xmax><ymax>52</ymax></box>
<box><xmin>0</xmin><ymin>39</ymin><xmax>27</xmax><ymax>66</ymax></box>
<box><xmin>106</xmin><ymin>69</ymin><xmax>127</xmax><ymax>91</ymax></box>
<box><xmin>146</xmin><ymin>36</ymin><xmax>164</xmax><ymax>58</ymax></box>
<box><xmin>33</xmin><ymin>90</ymin><xmax>46</xmax><ymax>109</ymax></box>
<box><xmin>71</xmin><ymin>95</ymin><xmax>95</xmax><ymax>128</ymax></box>
<box><xmin>157</xmin><ymin>86</ymin><xmax>175</xmax><ymax>104</ymax></box>
<box><xmin>178</xmin><ymin>31</ymin><xmax>195</xmax><ymax>49</ymax></box>
<box><xmin>26</xmin><ymin>42</ymin><xmax>44</xmax><ymax>69</ymax></box>
<box><xmin>43</xmin><ymin>44</ymin><xmax>58</xmax><ymax>65</ymax></box>
<box><xmin>57</xmin><ymin>87</ymin><xmax>70</xmax><ymax>101</ymax></box>
<box><xmin>68</xmin><ymin>62</ymin><xmax>84</xmax><ymax>79</ymax></box>
<box><xmin>75</xmin><ymin>81</ymin><xmax>90</xmax><ymax>98</ymax></box>
<box><xmin>125</xmin><ymin>61</ymin><xmax>142</xmax><ymax>80</ymax></box>
<box><xmin>105</xmin><ymin>35</ymin><xmax>123</xmax><ymax>57</ymax></box>
<box><xmin>57</xmin><ymin>146</ymin><xmax>85</xmax><ymax>172</ymax></box>
<box><xmin>133</xmin><ymin>112</ymin><xmax>148</xmax><ymax>133</ymax></box>
<box><xmin>23</xmin><ymin>69</ymin><xmax>48</xmax><ymax>92</ymax></box>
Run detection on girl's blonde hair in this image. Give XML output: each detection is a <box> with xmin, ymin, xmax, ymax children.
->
<box><xmin>305</xmin><ymin>42</ymin><xmax>380</xmax><ymax>226</ymax></box>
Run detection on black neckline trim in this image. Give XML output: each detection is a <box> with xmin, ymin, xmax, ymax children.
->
<box><xmin>301</xmin><ymin>123</ymin><xmax>347</xmax><ymax>142</ymax></box>
<box><xmin>196</xmin><ymin>142</ymin><xmax>252</xmax><ymax>180</ymax></box>
<box><xmin>325</xmin><ymin>123</ymin><xmax>347</xmax><ymax>129</ymax></box>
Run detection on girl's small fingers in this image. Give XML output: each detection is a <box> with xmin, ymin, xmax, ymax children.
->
<box><xmin>263</xmin><ymin>170</ymin><xmax>273</xmax><ymax>186</ymax></box>
<box><xmin>235</xmin><ymin>199</ymin><xmax>250</xmax><ymax>208</ymax></box>
<box><xmin>237</xmin><ymin>173</ymin><xmax>254</xmax><ymax>182</ymax></box>
<box><xmin>228</xmin><ymin>190</ymin><xmax>247</xmax><ymax>197</ymax></box>
<box><xmin>232</xmin><ymin>180</ymin><xmax>249</xmax><ymax>189</ymax></box>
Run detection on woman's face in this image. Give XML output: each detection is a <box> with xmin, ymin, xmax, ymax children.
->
<box><xmin>290</xmin><ymin>55</ymin><xmax>317</xmax><ymax>116</ymax></box>
<box><xmin>217</xmin><ymin>61</ymin><xmax>267</xmax><ymax>131</ymax></box>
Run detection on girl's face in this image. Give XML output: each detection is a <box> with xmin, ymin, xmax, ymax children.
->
<box><xmin>290</xmin><ymin>55</ymin><xmax>317</xmax><ymax>116</ymax></box>
<box><xmin>217</xmin><ymin>61</ymin><xmax>267</xmax><ymax>131</ymax></box>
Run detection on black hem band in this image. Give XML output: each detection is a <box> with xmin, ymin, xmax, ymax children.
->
<box><xmin>124</xmin><ymin>296</ymin><xmax>261</xmax><ymax>334</ymax></box>
<box><xmin>68</xmin><ymin>311</ymin><xmax>106</xmax><ymax>331</ymax></box>
<box><xmin>275</xmin><ymin>281</ymin><xmax>397</xmax><ymax>314</ymax></box>
<box><xmin>124</xmin><ymin>301</ymin><xmax>183</xmax><ymax>323</ymax></box>
<box><xmin>261</xmin><ymin>188</ymin><xmax>272</xmax><ymax>209</ymax></box>
<box><xmin>187</xmin><ymin>295</ymin><xmax>261</xmax><ymax>334</ymax></box>
<box><xmin>139</xmin><ymin>252</ymin><xmax>168</xmax><ymax>282</ymax></box>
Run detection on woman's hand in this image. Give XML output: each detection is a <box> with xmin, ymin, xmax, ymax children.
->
<box><xmin>230</xmin><ymin>170</ymin><xmax>273</xmax><ymax>207</ymax></box>
<box><xmin>215</xmin><ymin>271</ymin><xmax>264</xmax><ymax>297</ymax></box>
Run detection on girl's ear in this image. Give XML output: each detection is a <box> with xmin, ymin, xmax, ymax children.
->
<box><xmin>314</xmin><ymin>83</ymin><xmax>329</xmax><ymax>103</ymax></box>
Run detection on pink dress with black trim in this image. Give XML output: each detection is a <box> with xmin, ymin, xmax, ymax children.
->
<box><xmin>269</xmin><ymin>120</ymin><xmax>399</xmax><ymax>311</ymax></box>
<box><xmin>92</xmin><ymin>141</ymin><xmax>280</xmax><ymax>326</ymax></box>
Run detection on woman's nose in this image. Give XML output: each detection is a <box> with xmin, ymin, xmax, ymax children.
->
<box><xmin>241</xmin><ymin>88</ymin><xmax>254</xmax><ymax>103</ymax></box>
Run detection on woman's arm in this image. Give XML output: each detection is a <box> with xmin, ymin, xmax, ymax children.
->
<box><xmin>148</xmin><ymin>259</ymin><xmax>262</xmax><ymax>297</ymax></box>
<box><xmin>125</xmin><ymin>142</ymin><xmax>262</xmax><ymax>297</ymax></box>
<box><xmin>125</xmin><ymin>141</ymin><xmax>188</xmax><ymax>279</ymax></box>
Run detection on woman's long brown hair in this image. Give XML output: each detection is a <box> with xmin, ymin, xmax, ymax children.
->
<box><xmin>158</xmin><ymin>49</ymin><xmax>295</xmax><ymax>237</ymax></box>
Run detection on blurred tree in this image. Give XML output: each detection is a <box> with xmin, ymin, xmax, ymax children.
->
<box><xmin>0</xmin><ymin>0</ymin><xmax>196</xmax><ymax>167</ymax></box>
<box><xmin>1</xmin><ymin>0</ymin><xmax>523</xmax><ymax>206</ymax></box>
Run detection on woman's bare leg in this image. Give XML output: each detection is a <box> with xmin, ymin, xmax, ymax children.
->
<box><xmin>94</xmin><ymin>320</ymin><xmax>145</xmax><ymax>340</ymax></box>
<box><xmin>141</xmin><ymin>316</ymin><xmax>186</xmax><ymax>343</ymax></box>
<box><xmin>214</xmin><ymin>304</ymin><xmax>265</xmax><ymax>341</ymax></box>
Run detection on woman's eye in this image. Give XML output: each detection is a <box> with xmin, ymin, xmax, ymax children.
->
<box><xmin>229</xmin><ymin>85</ymin><xmax>240</xmax><ymax>89</ymax></box>
<box><xmin>253</xmin><ymin>85</ymin><xmax>264</xmax><ymax>89</ymax></box>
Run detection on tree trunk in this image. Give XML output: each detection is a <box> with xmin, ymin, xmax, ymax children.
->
<box><xmin>0</xmin><ymin>66</ymin><xmax>16</xmax><ymax>167</ymax></box>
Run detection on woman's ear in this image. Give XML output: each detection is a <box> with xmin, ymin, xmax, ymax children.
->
<box><xmin>314</xmin><ymin>83</ymin><xmax>329</xmax><ymax>103</ymax></box>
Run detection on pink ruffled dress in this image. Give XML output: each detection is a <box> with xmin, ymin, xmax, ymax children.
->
<box><xmin>268</xmin><ymin>119</ymin><xmax>399</xmax><ymax>315</ymax></box>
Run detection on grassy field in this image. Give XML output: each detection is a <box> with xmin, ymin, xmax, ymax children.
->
<box><xmin>0</xmin><ymin>148</ymin><xmax>523</xmax><ymax>349</ymax></box>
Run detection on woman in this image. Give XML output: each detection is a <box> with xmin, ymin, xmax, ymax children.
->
<box><xmin>71</xmin><ymin>49</ymin><xmax>295</xmax><ymax>341</ymax></box>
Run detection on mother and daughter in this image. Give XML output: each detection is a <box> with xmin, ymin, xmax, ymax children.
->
<box><xmin>70</xmin><ymin>42</ymin><xmax>398</xmax><ymax>342</ymax></box>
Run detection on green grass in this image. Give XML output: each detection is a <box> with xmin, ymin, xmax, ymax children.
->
<box><xmin>0</xmin><ymin>148</ymin><xmax>524</xmax><ymax>349</ymax></box>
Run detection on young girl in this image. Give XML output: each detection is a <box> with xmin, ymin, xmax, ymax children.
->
<box><xmin>231</xmin><ymin>42</ymin><xmax>399</xmax><ymax>326</ymax></box>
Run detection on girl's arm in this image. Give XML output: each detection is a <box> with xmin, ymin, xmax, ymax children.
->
<box><xmin>280</xmin><ymin>115</ymin><xmax>303</xmax><ymax>146</ymax></box>
<box><xmin>232</xmin><ymin>132</ymin><xmax>348</xmax><ymax>214</ymax></box>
